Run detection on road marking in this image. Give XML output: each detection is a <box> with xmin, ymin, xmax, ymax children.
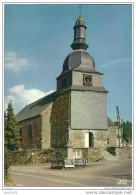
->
<box><xmin>12</xmin><ymin>172</ymin><xmax>89</xmax><ymax>186</ymax></box>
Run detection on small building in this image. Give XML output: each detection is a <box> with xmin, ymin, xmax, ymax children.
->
<box><xmin>16</xmin><ymin>16</ymin><xmax>122</xmax><ymax>151</ymax></box>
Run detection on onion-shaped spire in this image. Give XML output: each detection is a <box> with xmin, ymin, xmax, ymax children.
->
<box><xmin>71</xmin><ymin>16</ymin><xmax>89</xmax><ymax>50</ymax></box>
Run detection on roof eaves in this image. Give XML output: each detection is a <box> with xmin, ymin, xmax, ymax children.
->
<box><xmin>17</xmin><ymin>114</ymin><xmax>41</xmax><ymax>123</ymax></box>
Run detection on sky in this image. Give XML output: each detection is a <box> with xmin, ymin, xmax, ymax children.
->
<box><xmin>4</xmin><ymin>4</ymin><xmax>132</xmax><ymax>122</ymax></box>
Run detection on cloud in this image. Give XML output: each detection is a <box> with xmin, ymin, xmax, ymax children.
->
<box><xmin>4</xmin><ymin>52</ymin><xmax>30</xmax><ymax>72</ymax></box>
<box><xmin>100</xmin><ymin>57</ymin><xmax>131</xmax><ymax>68</ymax></box>
<box><xmin>5</xmin><ymin>85</ymin><xmax>55</xmax><ymax>114</ymax></box>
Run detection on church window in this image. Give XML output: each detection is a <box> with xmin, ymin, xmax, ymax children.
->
<box><xmin>28</xmin><ymin>124</ymin><xmax>32</xmax><ymax>139</ymax></box>
<box><xmin>34</xmin><ymin>121</ymin><xmax>38</xmax><ymax>136</ymax></box>
<box><xmin>19</xmin><ymin>127</ymin><xmax>23</xmax><ymax>137</ymax></box>
<box><xmin>107</xmin><ymin>139</ymin><xmax>109</xmax><ymax>144</ymax></box>
<box><xmin>61</xmin><ymin>78</ymin><xmax>67</xmax><ymax>89</ymax></box>
<box><xmin>19</xmin><ymin>127</ymin><xmax>23</xmax><ymax>140</ymax></box>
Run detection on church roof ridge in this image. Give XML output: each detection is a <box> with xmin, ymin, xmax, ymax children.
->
<box><xmin>16</xmin><ymin>91</ymin><xmax>56</xmax><ymax>122</ymax></box>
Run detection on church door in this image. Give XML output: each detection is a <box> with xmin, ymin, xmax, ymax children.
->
<box><xmin>85</xmin><ymin>132</ymin><xmax>94</xmax><ymax>148</ymax></box>
<box><xmin>89</xmin><ymin>132</ymin><xmax>94</xmax><ymax>147</ymax></box>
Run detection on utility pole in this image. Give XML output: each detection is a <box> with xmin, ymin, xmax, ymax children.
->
<box><xmin>120</xmin><ymin>118</ymin><xmax>124</xmax><ymax>147</ymax></box>
<box><xmin>116</xmin><ymin>106</ymin><xmax>120</xmax><ymax>147</ymax></box>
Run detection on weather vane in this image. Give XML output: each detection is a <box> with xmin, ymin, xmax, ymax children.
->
<box><xmin>78</xmin><ymin>5</ymin><xmax>82</xmax><ymax>16</ymax></box>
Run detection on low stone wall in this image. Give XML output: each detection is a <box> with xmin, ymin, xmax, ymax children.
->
<box><xmin>116</xmin><ymin>147</ymin><xmax>132</xmax><ymax>160</ymax></box>
<box><xmin>87</xmin><ymin>148</ymin><xmax>101</xmax><ymax>162</ymax></box>
<box><xmin>82</xmin><ymin>148</ymin><xmax>101</xmax><ymax>162</ymax></box>
<box><xmin>9</xmin><ymin>147</ymin><xmax>103</xmax><ymax>165</ymax></box>
<box><xmin>9</xmin><ymin>149</ymin><xmax>65</xmax><ymax>165</ymax></box>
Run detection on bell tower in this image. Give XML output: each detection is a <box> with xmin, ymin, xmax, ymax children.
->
<box><xmin>55</xmin><ymin>15</ymin><xmax>108</xmax><ymax>149</ymax></box>
<box><xmin>56</xmin><ymin>15</ymin><xmax>106</xmax><ymax>92</ymax></box>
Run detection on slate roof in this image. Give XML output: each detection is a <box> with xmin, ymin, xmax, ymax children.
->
<box><xmin>60</xmin><ymin>50</ymin><xmax>102</xmax><ymax>77</ymax></box>
<box><xmin>107</xmin><ymin>117</ymin><xmax>116</xmax><ymax>126</ymax></box>
<box><xmin>15</xmin><ymin>91</ymin><xmax>56</xmax><ymax>122</ymax></box>
<box><xmin>63</xmin><ymin>50</ymin><xmax>95</xmax><ymax>69</ymax></box>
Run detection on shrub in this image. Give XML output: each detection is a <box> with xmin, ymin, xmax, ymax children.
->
<box><xmin>106</xmin><ymin>147</ymin><xmax>116</xmax><ymax>156</ymax></box>
<box><xmin>4</xmin><ymin>147</ymin><xmax>11</xmax><ymax>180</ymax></box>
<box><xmin>42</xmin><ymin>147</ymin><xmax>54</xmax><ymax>154</ymax></box>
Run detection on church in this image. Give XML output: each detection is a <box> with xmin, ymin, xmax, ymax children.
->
<box><xmin>16</xmin><ymin>15</ymin><xmax>122</xmax><ymax>153</ymax></box>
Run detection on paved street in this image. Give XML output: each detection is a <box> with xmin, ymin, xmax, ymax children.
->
<box><xmin>9</xmin><ymin>160</ymin><xmax>132</xmax><ymax>187</ymax></box>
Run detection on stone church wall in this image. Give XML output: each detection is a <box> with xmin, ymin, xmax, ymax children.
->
<box><xmin>50</xmin><ymin>92</ymin><xmax>70</xmax><ymax>148</ymax></box>
<box><xmin>107</xmin><ymin>126</ymin><xmax>118</xmax><ymax>147</ymax></box>
<box><xmin>70</xmin><ymin>129</ymin><xmax>107</xmax><ymax>149</ymax></box>
<box><xmin>19</xmin><ymin>116</ymin><xmax>42</xmax><ymax>149</ymax></box>
<box><xmin>41</xmin><ymin>103</ymin><xmax>53</xmax><ymax>149</ymax></box>
<box><xmin>71</xmin><ymin>90</ymin><xmax>107</xmax><ymax>130</ymax></box>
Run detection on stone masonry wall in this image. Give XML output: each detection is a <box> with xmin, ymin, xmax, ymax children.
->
<box><xmin>41</xmin><ymin>104</ymin><xmax>53</xmax><ymax>149</ymax></box>
<box><xmin>116</xmin><ymin>147</ymin><xmax>132</xmax><ymax>160</ymax></box>
<box><xmin>82</xmin><ymin>148</ymin><xmax>101</xmax><ymax>162</ymax></box>
<box><xmin>9</xmin><ymin>149</ymin><xmax>65</xmax><ymax>165</ymax></box>
<box><xmin>107</xmin><ymin>126</ymin><xmax>118</xmax><ymax>147</ymax></box>
<box><xmin>87</xmin><ymin>148</ymin><xmax>101</xmax><ymax>162</ymax></box>
<box><xmin>71</xmin><ymin>90</ymin><xmax>108</xmax><ymax>130</ymax></box>
<box><xmin>70</xmin><ymin>129</ymin><xmax>107</xmax><ymax>149</ymax></box>
<box><xmin>50</xmin><ymin>92</ymin><xmax>70</xmax><ymax>148</ymax></box>
<box><xmin>19</xmin><ymin>116</ymin><xmax>42</xmax><ymax>149</ymax></box>
<box><xmin>9</xmin><ymin>148</ymin><xmax>101</xmax><ymax>165</ymax></box>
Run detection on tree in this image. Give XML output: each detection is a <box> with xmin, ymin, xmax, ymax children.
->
<box><xmin>122</xmin><ymin>121</ymin><xmax>132</xmax><ymax>142</ymax></box>
<box><xmin>4</xmin><ymin>146</ymin><xmax>11</xmax><ymax>179</ymax></box>
<box><xmin>114</xmin><ymin>120</ymin><xmax>132</xmax><ymax>142</ymax></box>
<box><xmin>4</xmin><ymin>100</ymin><xmax>20</xmax><ymax>151</ymax></box>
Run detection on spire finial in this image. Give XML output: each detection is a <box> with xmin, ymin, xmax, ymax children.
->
<box><xmin>78</xmin><ymin>5</ymin><xmax>82</xmax><ymax>16</ymax></box>
<box><xmin>71</xmin><ymin>12</ymin><xmax>88</xmax><ymax>50</ymax></box>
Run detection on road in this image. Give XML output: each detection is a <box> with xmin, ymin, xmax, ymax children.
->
<box><xmin>9</xmin><ymin>159</ymin><xmax>132</xmax><ymax>187</ymax></box>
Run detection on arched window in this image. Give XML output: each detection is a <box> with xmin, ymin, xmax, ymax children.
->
<box><xmin>19</xmin><ymin>127</ymin><xmax>23</xmax><ymax>137</ymax></box>
<box><xmin>89</xmin><ymin>132</ymin><xmax>94</xmax><ymax>147</ymax></box>
<box><xmin>19</xmin><ymin>127</ymin><xmax>23</xmax><ymax>140</ymax></box>
<box><xmin>28</xmin><ymin>124</ymin><xmax>32</xmax><ymax>139</ymax></box>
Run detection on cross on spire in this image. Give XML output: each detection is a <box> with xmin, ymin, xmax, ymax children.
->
<box><xmin>78</xmin><ymin>5</ymin><xmax>82</xmax><ymax>16</ymax></box>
